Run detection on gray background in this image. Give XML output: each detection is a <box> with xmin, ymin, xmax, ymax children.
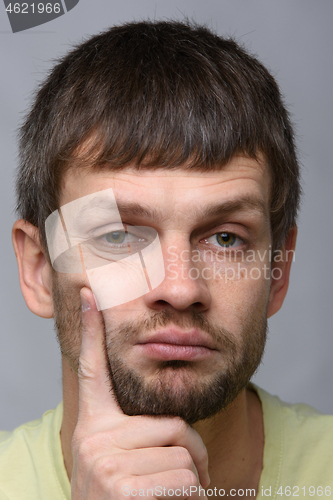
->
<box><xmin>0</xmin><ymin>0</ymin><xmax>332</xmax><ymax>431</ymax></box>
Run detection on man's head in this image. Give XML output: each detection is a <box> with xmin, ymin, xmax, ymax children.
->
<box><xmin>13</xmin><ymin>20</ymin><xmax>300</xmax><ymax>423</ymax></box>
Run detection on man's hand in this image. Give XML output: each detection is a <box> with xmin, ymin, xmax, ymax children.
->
<box><xmin>71</xmin><ymin>287</ymin><xmax>210</xmax><ymax>499</ymax></box>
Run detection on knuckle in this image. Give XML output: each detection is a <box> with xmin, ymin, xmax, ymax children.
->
<box><xmin>168</xmin><ymin>416</ymin><xmax>188</xmax><ymax>439</ymax></box>
<box><xmin>77</xmin><ymin>358</ymin><xmax>95</xmax><ymax>380</ymax></box>
<box><xmin>180</xmin><ymin>468</ymin><xmax>199</xmax><ymax>487</ymax></box>
<box><xmin>92</xmin><ymin>455</ymin><xmax>117</xmax><ymax>478</ymax></box>
<box><xmin>173</xmin><ymin>446</ymin><xmax>193</xmax><ymax>469</ymax></box>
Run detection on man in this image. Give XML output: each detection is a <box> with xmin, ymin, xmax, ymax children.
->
<box><xmin>1</xmin><ymin>19</ymin><xmax>332</xmax><ymax>500</ymax></box>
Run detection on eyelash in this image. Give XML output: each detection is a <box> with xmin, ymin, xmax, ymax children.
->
<box><xmin>200</xmin><ymin>232</ymin><xmax>245</xmax><ymax>250</ymax></box>
<box><xmin>98</xmin><ymin>230</ymin><xmax>144</xmax><ymax>248</ymax></box>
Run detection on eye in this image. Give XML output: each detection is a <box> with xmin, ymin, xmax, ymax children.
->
<box><xmin>105</xmin><ymin>231</ymin><xmax>127</xmax><ymax>244</ymax></box>
<box><xmin>102</xmin><ymin>230</ymin><xmax>144</xmax><ymax>246</ymax></box>
<box><xmin>85</xmin><ymin>225</ymin><xmax>158</xmax><ymax>260</ymax></box>
<box><xmin>205</xmin><ymin>232</ymin><xmax>243</xmax><ymax>248</ymax></box>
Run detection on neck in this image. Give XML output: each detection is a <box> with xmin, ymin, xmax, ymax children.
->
<box><xmin>60</xmin><ymin>358</ymin><xmax>264</xmax><ymax>496</ymax></box>
<box><xmin>192</xmin><ymin>387</ymin><xmax>264</xmax><ymax>495</ymax></box>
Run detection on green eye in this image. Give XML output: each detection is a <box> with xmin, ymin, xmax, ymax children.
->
<box><xmin>216</xmin><ymin>232</ymin><xmax>236</xmax><ymax>247</ymax></box>
<box><xmin>105</xmin><ymin>231</ymin><xmax>126</xmax><ymax>244</ymax></box>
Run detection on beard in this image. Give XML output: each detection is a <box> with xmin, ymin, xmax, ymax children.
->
<box><xmin>53</xmin><ymin>274</ymin><xmax>267</xmax><ymax>425</ymax></box>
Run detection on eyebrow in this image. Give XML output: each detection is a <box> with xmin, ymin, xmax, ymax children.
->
<box><xmin>115</xmin><ymin>195</ymin><xmax>268</xmax><ymax>222</ymax></box>
<box><xmin>71</xmin><ymin>194</ymin><xmax>268</xmax><ymax>229</ymax></box>
<box><xmin>71</xmin><ymin>197</ymin><xmax>121</xmax><ymax>227</ymax></box>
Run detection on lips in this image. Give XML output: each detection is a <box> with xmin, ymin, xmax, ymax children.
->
<box><xmin>138</xmin><ymin>328</ymin><xmax>215</xmax><ymax>348</ymax></box>
<box><xmin>136</xmin><ymin>328</ymin><xmax>216</xmax><ymax>361</ymax></box>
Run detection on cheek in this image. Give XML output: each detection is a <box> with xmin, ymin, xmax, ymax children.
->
<box><xmin>210</xmin><ymin>263</ymin><xmax>271</xmax><ymax>333</ymax></box>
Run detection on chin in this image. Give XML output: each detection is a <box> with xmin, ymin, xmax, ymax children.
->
<box><xmin>108</xmin><ymin>357</ymin><xmax>250</xmax><ymax>425</ymax></box>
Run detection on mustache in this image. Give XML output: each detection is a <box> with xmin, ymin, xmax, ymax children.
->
<box><xmin>104</xmin><ymin>308</ymin><xmax>237</xmax><ymax>356</ymax></box>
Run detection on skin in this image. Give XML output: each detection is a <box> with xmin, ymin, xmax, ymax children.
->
<box><xmin>12</xmin><ymin>155</ymin><xmax>296</xmax><ymax>499</ymax></box>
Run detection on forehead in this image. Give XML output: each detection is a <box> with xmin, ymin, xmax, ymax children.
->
<box><xmin>60</xmin><ymin>155</ymin><xmax>271</xmax><ymax>221</ymax></box>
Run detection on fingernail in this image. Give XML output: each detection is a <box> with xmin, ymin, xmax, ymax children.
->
<box><xmin>81</xmin><ymin>293</ymin><xmax>90</xmax><ymax>312</ymax></box>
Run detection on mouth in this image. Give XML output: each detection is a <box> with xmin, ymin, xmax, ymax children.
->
<box><xmin>135</xmin><ymin>328</ymin><xmax>217</xmax><ymax>361</ymax></box>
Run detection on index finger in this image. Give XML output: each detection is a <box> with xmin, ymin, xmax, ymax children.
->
<box><xmin>77</xmin><ymin>287</ymin><xmax>124</xmax><ymax>421</ymax></box>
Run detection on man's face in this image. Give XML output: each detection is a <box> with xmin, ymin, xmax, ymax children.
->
<box><xmin>53</xmin><ymin>155</ymin><xmax>272</xmax><ymax>424</ymax></box>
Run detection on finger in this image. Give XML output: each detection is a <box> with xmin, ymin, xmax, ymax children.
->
<box><xmin>78</xmin><ymin>287</ymin><xmax>123</xmax><ymax>421</ymax></box>
<box><xmin>107</xmin><ymin>416</ymin><xmax>210</xmax><ymax>487</ymax></box>
<box><xmin>95</xmin><ymin>446</ymin><xmax>199</xmax><ymax>479</ymax></box>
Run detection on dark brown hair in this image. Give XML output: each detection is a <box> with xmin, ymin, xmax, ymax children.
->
<box><xmin>16</xmin><ymin>20</ymin><xmax>300</xmax><ymax>251</ymax></box>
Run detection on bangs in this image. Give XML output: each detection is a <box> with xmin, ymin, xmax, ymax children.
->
<box><xmin>67</xmin><ymin>115</ymin><xmax>256</xmax><ymax>175</ymax></box>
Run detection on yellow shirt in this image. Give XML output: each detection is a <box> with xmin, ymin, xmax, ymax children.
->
<box><xmin>0</xmin><ymin>386</ymin><xmax>332</xmax><ymax>499</ymax></box>
<box><xmin>256</xmin><ymin>385</ymin><xmax>333</xmax><ymax>499</ymax></box>
<box><xmin>0</xmin><ymin>402</ymin><xmax>70</xmax><ymax>500</ymax></box>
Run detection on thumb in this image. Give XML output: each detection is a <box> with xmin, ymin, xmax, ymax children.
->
<box><xmin>77</xmin><ymin>287</ymin><xmax>123</xmax><ymax>422</ymax></box>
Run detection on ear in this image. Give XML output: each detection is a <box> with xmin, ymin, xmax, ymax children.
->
<box><xmin>267</xmin><ymin>227</ymin><xmax>297</xmax><ymax>318</ymax></box>
<box><xmin>12</xmin><ymin>219</ymin><xmax>54</xmax><ymax>319</ymax></box>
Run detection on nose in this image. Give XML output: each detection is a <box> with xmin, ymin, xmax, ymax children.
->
<box><xmin>143</xmin><ymin>238</ymin><xmax>212</xmax><ymax>313</ymax></box>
